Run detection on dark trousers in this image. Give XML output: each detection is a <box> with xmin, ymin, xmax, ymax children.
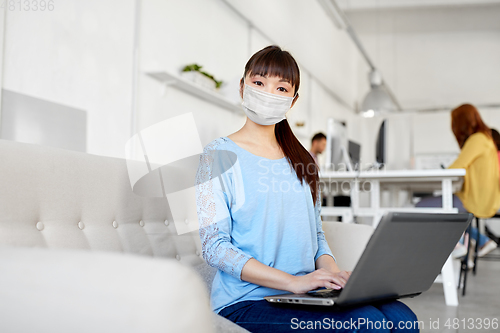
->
<box><xmin>219</xmin><ymin>299</ymin><xmax>420</xmax><ymax>332</ymax></box>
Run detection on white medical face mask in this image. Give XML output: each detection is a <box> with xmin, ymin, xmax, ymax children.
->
<box><xmin>241</xmin><ymin>83</ymin><xmax>296</xmax><ymax>126</ymax></box>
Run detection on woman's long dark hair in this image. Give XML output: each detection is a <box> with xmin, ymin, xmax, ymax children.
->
<box><xmin>241</xmin><ymin>45</ymin><xmax>320</xmax><ymax>205</ymax></box>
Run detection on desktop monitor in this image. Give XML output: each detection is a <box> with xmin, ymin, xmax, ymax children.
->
<box><xmin>325</xmin><ymin>118</ymin><xmax>348</xmax><ymax>171</ymax></box>
<box><xmin>329</xmin><ymin>136</ymin><xmax>343</xmax><ymax>169</ymax></box>
<box><xmin>376</xmin><ymin>119</ymin><xmax>386</xmax><ymax>168</ymax></box>
<box><xmin>348</xmin><ymin>140</ymin><xmax>361</xmax><ymax>168</ymax></box>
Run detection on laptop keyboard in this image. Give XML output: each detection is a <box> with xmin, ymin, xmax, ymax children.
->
<box><xmin>307</xmin><ymin>289</ymin><xmax>342</xmax><ymax>298</ymax></box>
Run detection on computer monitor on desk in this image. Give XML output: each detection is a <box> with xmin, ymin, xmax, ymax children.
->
<box><xmin>348</xmin><ymin>140</ymin><xmax>361</xmax><ymax>170</ymax></box>
<box><xmin>364</xmin><ymin>119</ymin><xmax>386</xmax><ymax>171</ymax></box>
<box><xmin>324</xmin><ymin>118</ymin><xmax>352</xmax><ymax>171</ymax></box>
<box><xmin>375</xmin><ymin>119</ymin><xmax>386</xmax><ymax>169</ymax></box>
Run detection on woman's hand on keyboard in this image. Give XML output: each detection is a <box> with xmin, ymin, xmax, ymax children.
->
<box><xmin>286</xmin><ymin>268</ymin><xmax>351</xmax><ymax>294</ymax></box>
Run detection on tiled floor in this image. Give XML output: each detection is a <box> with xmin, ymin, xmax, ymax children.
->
<box><xmin>401</xmin><ymin>248</ymin><xmax>500</xmax><ymax>332</ymax></box>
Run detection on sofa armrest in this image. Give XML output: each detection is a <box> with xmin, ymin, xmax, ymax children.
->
<box><xmin>322</xmin><ymin>222</ymin><xmax>374</xmax><ymax>272</ymax></box>
<box><xmin>0</xmin><ymin>247</ymin><xmax>214</xmax><ymax>333</ymax></box>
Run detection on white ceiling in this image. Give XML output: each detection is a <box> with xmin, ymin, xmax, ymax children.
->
<box><xmin>342</xmin><ymin>2</ymin><xmax>500</xmax><ymax>110</ymax></box>
<box><xmin>345</xmin><ymin>3</ymin><xmax>500</xmax><ymax>34</ymax></box>
<box><xmin>337</xmin><ymin>0</ymin><xmax>500</xmax><ymax>11</ymax></box>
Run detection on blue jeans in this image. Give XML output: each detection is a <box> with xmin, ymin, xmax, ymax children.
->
<box><xmin>416</xmin><ymin>194</ymin><xmax>490</xmax><ymax>247</ymax></box>
<box><xmin>219</xmin><ymin>299</ymin><xmax>420</xmax><ymax>332</ymax></box>
<box><xmin>460</xmin><ymin>226</ymin><xmax>490</xmax><ymax>248</ymax></box>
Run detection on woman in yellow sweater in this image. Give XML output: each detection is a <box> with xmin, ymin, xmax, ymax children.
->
<box><xmin>417</xmin><ymin>104</ymin><xmax>499</xmax><ymax>257</ymax></box>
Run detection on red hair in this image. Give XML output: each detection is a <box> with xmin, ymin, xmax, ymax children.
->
<box><xmin>451</xmin><ymin>104</ymin><xmax>491</xmax><ymax>148</ymax></box>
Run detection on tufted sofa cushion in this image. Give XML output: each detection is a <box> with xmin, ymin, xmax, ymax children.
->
<box><xmin>0</xmin><ymin>139</ymin><xmax>202</xmax><ymax>261</ymax></box>
<box><xmin>0</xmin><ymin>139</ymin><xmax>248</xmax><ymax>333</ymax></box>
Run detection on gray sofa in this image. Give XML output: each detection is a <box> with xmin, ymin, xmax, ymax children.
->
<box><xmin>0</xmin><ymin>139</ymin><xmax>373</xmax><ymax>333</ymax></box>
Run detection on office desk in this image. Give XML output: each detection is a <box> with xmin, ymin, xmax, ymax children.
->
<box><xmin>319</xmin><ymin>168</ymin><xmax>466</xmax><ymax>307</ymax></box>
<box><xmin>319</xmin><ymin>169</ymin><xmax>465</xmax><ymax>226</ymax></box>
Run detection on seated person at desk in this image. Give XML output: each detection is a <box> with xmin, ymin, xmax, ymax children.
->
<box><xmin>309</xmin><ymin>132</ymin><xmax>326</xmax><ymax>167</ymax></box>
<box><xmin>416</xmin><ymin>104</ymin><xmax>499</xmax><ymax>258</ymax></box>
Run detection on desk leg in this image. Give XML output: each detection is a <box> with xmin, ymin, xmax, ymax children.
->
<box><xmin>441</xmin><ymin>254</ymin><xmax>459</xmax><ymax>306</ymax></box>
<box><xmin>326</xmin><ymin>182</ymin><xmax>334</xmax><ymax>206</ymax></box>
<box><xmin>351</xmin><ymin>179</ymin><xmax>360</xmax><ymax>210</ymax></box>
<box><xmin>442</xmin><ymin>179</ymin><xmax>453</xmax><ymax>211</ymax></box>
<box><xmin>441</xmin><ymin>179</ymin><xmax>459</xmax><ymax>305</ymax></box>
<box><xmin>370</xmin><ymin>180</ymin><xmax>381</xmax><ymax>227</ymax></box>
<box><xmin>342</xmin><ymin>210</ymin><xmax>354</xmax><ymax>224</ymax></box>
<box><xmin>346</xmin><ymin>179</ymin><xmax>359</xmax><ymax>224</ymax></box>
<box><xmin>370</xmin><ymin>180</ymin><xmax>380</xmax><ymax>209</ymax></box>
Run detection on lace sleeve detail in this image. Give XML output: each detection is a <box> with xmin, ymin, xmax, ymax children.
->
<box><xmin>313</xmin><ymin>188</ymin><xmax>336</xmax><ymax>262</ymax></box>
<box><xmin>195</xmin><ymin>141</ymin><xmax>253</xmax><ymax>280</ymax></box>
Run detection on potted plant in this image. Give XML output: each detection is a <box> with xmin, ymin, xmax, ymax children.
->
<box><xmin>181</xmin><ymin>64</ymin><xmax>223</xmax><ymax>91</ymax></box>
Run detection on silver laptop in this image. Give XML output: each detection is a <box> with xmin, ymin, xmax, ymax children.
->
<box><xmin>264</xmin><ymin>212</ymin><xmax>472</xmax><ymax>307</ymax></box>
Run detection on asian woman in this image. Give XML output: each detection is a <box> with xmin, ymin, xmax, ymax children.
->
<box><xmin>195</xmin><ymin>45</ymin><xmax>418</xmax><ymax>332</ymax></box>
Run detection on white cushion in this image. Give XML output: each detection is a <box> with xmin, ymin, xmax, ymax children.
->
<box><xmin>0</xmin><ymin>247</ymin><xmax>214</xmax><ymax>333</ymax></box>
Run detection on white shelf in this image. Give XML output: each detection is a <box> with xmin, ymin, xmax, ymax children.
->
<box><xmin>145</xmin><ymin>71</ymin><xmax>243</xmax><ymax>114</ymax></box>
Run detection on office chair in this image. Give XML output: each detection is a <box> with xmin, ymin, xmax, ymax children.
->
<box><xmin>457</xmin><ymin>220</ymin><xmax>474</xmax><ymax>296</ymax></box>
<box><xmin>458</xmin><ymin>215</ymin><xmax>500</xmax><ymax>296</ymax></box>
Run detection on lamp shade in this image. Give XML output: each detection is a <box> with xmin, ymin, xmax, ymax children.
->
<box><xmin>361</xmin><ymin>86</ymin><xmax>396</xmax><ymax>117</ymax></box>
